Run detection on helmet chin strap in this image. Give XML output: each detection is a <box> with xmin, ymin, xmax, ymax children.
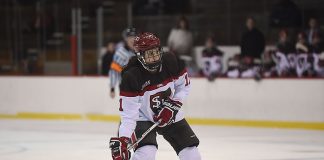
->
<box><xmin>139</xmin><ymin>59</ymin><xmax>162</xmax><ymax>73</ymax></box>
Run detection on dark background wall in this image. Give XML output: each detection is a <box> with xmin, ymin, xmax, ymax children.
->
<box><xmin>0</xmin><ymin>0</ymin><xmax>323</xmax><ymax>74</ymax></box>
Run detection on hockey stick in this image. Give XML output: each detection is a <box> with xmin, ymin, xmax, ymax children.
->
<box><xmin>127</xmin><ymin>120</ymin><xmax>161</xmax><ymax>151</ymax></box>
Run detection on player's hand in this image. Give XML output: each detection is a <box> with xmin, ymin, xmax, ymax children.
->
<box><xmin>153</xmin><ymin>98</ymin><xmax>181</xmax><ymax>127</ymax></box>
<box><xmin>109</xmin><ymin>137</ymin><xmax>131</xmax><ymax>160</ymax></box>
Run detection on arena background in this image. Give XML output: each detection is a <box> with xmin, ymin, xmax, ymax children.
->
<box><xmin>0</xmin><ymin>0</ymin><xmax>324</xmax><ymax>160</ymax></box>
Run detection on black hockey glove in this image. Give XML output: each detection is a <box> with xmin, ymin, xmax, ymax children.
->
<box><xmin>153</xmin><ymin>98</ymin><xmax>181</xmax><ymax>127</ymax></box>
<box><xmin>109</xmin><ymin>137</ymin><xmax>131</xmax><ymax>160</ymax></box>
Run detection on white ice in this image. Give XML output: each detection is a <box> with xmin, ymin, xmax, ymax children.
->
<box><xmin>0</xmin><ymin>119</ymin><xmax>324</xmax><ymax>160</ymax></box>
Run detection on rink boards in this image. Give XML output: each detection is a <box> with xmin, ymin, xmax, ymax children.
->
<box><xmin>0</xmin><ymin>76</ymin><xmax>324</xmax><ymax>130</ymax></box>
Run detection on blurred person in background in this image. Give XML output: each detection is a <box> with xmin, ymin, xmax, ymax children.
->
<box><xmin>306</xmin><ymin>18</ymin><xmax>324</xmax><ymax>69</ymax></box>
<box><xmin>101</xmin><ymin>41</ymin><xmax>115</xmax><ymax>75</ymax></box>
<box><xmin>240</xmin><ymin>17</ymin><xmax>265</xmax><ymax>61</ymax></box>
<box><xmin>276</xmin><ymin>29</ymin><xmax>295</xmax><ymax>54</ymax></box>
<box><xmin>200</xmin><ymin>36</ymin><xmax>223</xmax><ymax>81</ymax></box>
<box><xmin>225</xmin><ymin>54</ymin><xmax>262</xmax><ymax>79</ymax></box>
<box><xmin>295</xmin><ymin>32</ymin><xmax>316</xmax><ymax>77</ymax></box>
<box><xmin>305</xmin><ymin>18</ymin><xmax>322</xmax><ymax>45</ymax></box>
<box><xmin>109</xmin><ymin>28</ymin><xmax>137</xmax><ymax>98</ymax></box>
<box><xmin>115</xmin><ymin>28</ymin><xmax>138</xmax><ymax>50</ymax></box>
<box><xmin>225</xmin><ymin>54</ymin><xmax>241</xmax><ymax>78</ymax></box>
<box><xmin>307</xmin><ymin>18</ymin><xmax>324</xmax><ymax>52</ymax></box>
<box><xmin>272</xmin><ymin>29</ymin><xmax>297</xmax><ymax>77</ymax></box>
<box><xmin>167</xmin><ymin>16</ymin><xmax>193</xmax><ymax>58</ymax></box>
<box><xmin>261</xmin><ymin>50</ymin><xmax>276</xmax><ymax>77</ymax></box>
<box><xmin>238</xmin><ymin>17</ymin><xmax>265</xmax><ymax>79</ymax></box>
<box><xmin>167</xmin><ymin>16</ymin><xmax>195</xmax><ymax>75</ymax></box>
<box><xmin>309</xmin><ymin>33</ymin><xmax>324</xmax><ymax>53</ymax></box>
<box><xmin>309</xmin><ymin>33</ymin><xmax>324</xmax><ymax>77</ymax></box>
<box><xmin>225</xmin><ymin>55</ymin><xmax>261</xmax><ymax>79</ymax></box>
<box><xmin>295</xmin><ymin>32</ymin><xmax>309</xmax><ymax>53</ymax></box>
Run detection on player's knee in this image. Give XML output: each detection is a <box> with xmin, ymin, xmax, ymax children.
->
<box><xmin>132</xmin><ymin>145</ymin><xmax>157</xmax><ymax>160</ymax></box>
<box><xmin>178</xmin><ymin>146</ymin><xmax>201</xmax><ymax>160</ymax></box>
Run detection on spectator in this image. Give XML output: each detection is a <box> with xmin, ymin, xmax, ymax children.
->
<box><xmin>272</xmin><ymin>29</ymin><xmax>296</xmax><ymax>77</ymax></box>
<box><xmin>200</xmin><ymin>36</ymin><xmax>223</xmax><ymax>81</ymax></box>
<box><xmin>167</xmin><ymin>16</ymin><xmax>193</xmax><ymax>57</ymax></box>
<box><xmin>309</xmin><ymin>33</ymin><xmax>324</xmax><ymax>53</ymax></box>
<box><xmin>306</xmin><ymin>17</ymin><xmax>324</xmax><ymax>73</ymax></box>
<box><xmin>225</xmin><ymin>54</ymin><xmax>262</xmax><ymax>80</ymax></box>
<box><xmin>295</xmin><ymin>32</ymin><xmax>309</xmax><ymax>53</ymax></box>
<box><xmin>276</xmin><ymin>29</ymin><xmax>295</xmax><ymax>54</ymax></box>
<box><xmin>167</xmin><ymin>16</ymin><xmax>196</xmax><ymax>75</ymax></box>
<box><xmin>225</xmin><ymin>54</ymin><xmax>240</xmax><ymax>78</ymax></box>
<box><xmin>240</xmin><ymin>17</ymin><xmax>265</xmax><ymax>60</ymax></box>
<box><xmin>101</xmin><ymin>42</ymin><xmax>115</xmax><ymax>75</ymax></box>
<box><xmin>261</xmin><ymin>50</ymin><xmax>276</xmax><ymax>77</ymax></box>
<box><xmin>305</xmin><ymin>18</ymin><xmax>322</xmax><ymax>45</ymax></box>
<box><xmin>309</xmin><ymin>34</ymin><xmax>324</xmax><ymax>77</ymax></box>
<box><xmin>226</xmin><ymin>17</ymin><xmax>264</xmax><ymax>79</ymax></box>
<box><xmin>295</xmin><ymin>32</ymin><xmax>315</xmax><ymax>77</ymax></box>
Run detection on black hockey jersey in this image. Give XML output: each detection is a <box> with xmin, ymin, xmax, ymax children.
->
<box><xmin>118</xmin><ymin>53</ymin><xmax>190</xmax><ymax>138</ymax></box>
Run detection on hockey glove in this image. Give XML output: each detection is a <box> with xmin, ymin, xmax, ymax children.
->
<box><xmin>153</xmin><ymin>98</ymin><xmax>181</xmax><ymax>127</ymax></box>
<box><xmin>109</xmin><ymin>137</ymin><xmax>131</xmax><ymax>160</ymax></box>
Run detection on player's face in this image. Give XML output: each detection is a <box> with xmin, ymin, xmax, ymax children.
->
<box><xmin>246</xmin><ymin>18</ymin><xmax>254</xmax><ymax>30</ymax></box>
<box><xmin>309</xmin><ymin>18</ymin><xmax>317</xmax><ymax>28</ymax></box>
<box><xmin>279</xmin><ymin>31</ymin><xmax>287</xmax><ymax>42</ymax></box>
<box><xmin>206</xmin><ymin>38</ymin><xmax>214</xmax><ymax>48</ymax></box>
<box><xmin>143</xmin><ymin>47</ymin><xmax>161</xmax><ymax>64</ymax></box>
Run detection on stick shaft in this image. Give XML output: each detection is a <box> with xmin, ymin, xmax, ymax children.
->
<box><xmin>127</xmin><ymin>122</ymin><xmax>159</xmax><ymax>150</ymax></box>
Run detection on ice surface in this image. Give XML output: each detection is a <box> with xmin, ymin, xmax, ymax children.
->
<box><xmin>0</xmin><ymin>119</ymin><xmax>324</xmax><ymax>160</ymax></box>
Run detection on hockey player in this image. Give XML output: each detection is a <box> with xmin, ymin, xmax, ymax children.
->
<box><xmin>200</xmin><ymin>36</ymin><xmax>223</xmax><ymax>81</ymax></box>
<box><xmin>109</xmin><ymin>32</ymin><xmax>201</xmax><ymax>160</ymax></box>
<box><xmin>272</xmin><ymin>30</ymin><xmax>296</xmax><ymax>76</ymax></box>
<box><xmin>109</xmin><ymin>28</ymin><xmax>137</xmax><ymax>98</ymax></box>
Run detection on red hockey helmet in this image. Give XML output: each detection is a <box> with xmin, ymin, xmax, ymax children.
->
<box><xmin>134</xmin><ymin>32</ymin><xmax>163</xmax><ymax>72</ymax></box>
